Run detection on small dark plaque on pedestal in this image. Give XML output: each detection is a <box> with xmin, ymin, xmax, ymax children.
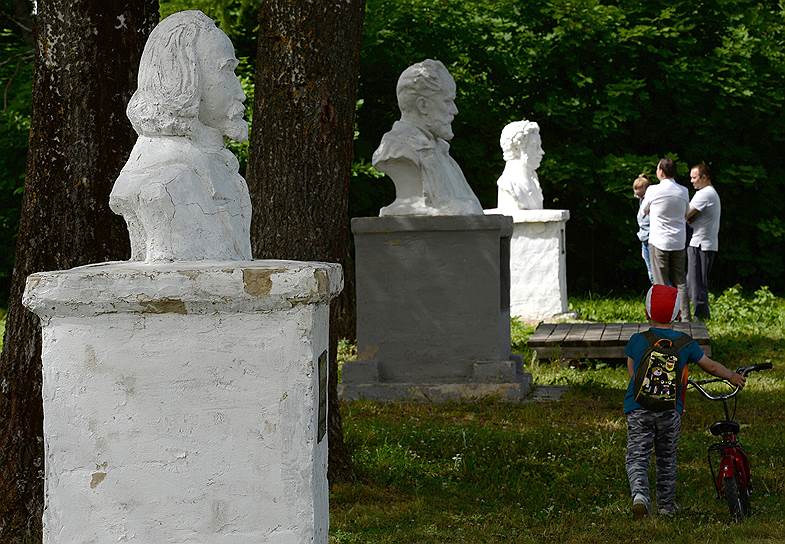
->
<box><xmin>317</xmin><ymin>350</ymin><xmax>327</xmax><ymax>443</ymax></box>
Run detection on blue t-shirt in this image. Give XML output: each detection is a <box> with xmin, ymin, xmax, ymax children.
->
<box><xmin>624</xmin><ymin>327</ymin><xmax>704</xmax><ymax>414</ymax></box>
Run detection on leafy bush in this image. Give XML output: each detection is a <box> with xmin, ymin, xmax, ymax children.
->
<box><xmin>510</xmin><ymin>317</ymin><xmax>536</xmax><ymax>355</ymax></box>
<box><xmin>710</xmin><ymin>285</ymin><xmax>785</xmax><ymax>332</ymax></box>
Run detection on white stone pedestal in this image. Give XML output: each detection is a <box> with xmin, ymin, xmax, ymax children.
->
<box><xmin>23</xmin><ymin>260</ymin><xmax>342</xmax><ymax>544</ymax></box>
<box><xmin>485</xmin><ymin>209</ymin><xmax>570</xmax><ymax>321</ymax></box>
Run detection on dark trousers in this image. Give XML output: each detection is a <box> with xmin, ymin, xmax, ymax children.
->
<box><xmin>687</xmin><ymin>246</ymin><xmax>717</xmax><ymax>320</ymax></box>
<box><xmin>649</xmin><ymin>245</ymin><xmax>690</xmax><ymax>320</ymax></box>
<box><xmin>626</xmin><ymin>409</ymin><xmax>681</xmax><ymax>511</ymax></box>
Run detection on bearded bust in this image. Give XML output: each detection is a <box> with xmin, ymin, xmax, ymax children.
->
<box><xmin>110</xmin><ymin>10</ymin><xmax>252</xmax><ymax>262</ymax></box>
<box><xmin>372</xmin><ymin>59</ymin><xmax>483</xmax><ymax>217</ymax></box>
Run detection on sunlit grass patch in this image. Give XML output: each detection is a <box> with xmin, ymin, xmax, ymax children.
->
<box><xmin>333</xmin><ymin>288</ymin><xmax>785</xmax><ymax>542</ymax></box>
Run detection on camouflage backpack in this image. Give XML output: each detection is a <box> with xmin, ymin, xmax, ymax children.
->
<box><xmin>633</xmin><ymin>331</ymin><xmax>692</xmax><ymax>412</ymax></box>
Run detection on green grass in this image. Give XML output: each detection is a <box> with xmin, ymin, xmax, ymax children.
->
<box><xmin>332</xmin><ymin>288</ymin><xmax>785</xmax><ymax>543</ymax></box>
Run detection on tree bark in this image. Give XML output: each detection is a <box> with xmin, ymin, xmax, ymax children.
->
<box><xmin>0</xmin><ymin>2</ymin><xmax>158</xmax><ymax>541</ymax></box>
<box><xmin>248</xmin><ymin>0</ymin><xmax>365</xmax><ymax>483</ymax></box>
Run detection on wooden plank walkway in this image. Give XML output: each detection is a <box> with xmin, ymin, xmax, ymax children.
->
<box><xmin>527</xmin><ymin>322</ymin><xmax>712</xmax><ymax>360</ymax></box>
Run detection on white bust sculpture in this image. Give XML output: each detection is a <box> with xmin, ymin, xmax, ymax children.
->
<box><xmin>496</xmin><ymin>120</ymin><xmax>544</xmax><ymax>211</ymax></box>
<box><xmin>110</xmin><ymin>10</ymin><xmax>252</xmax><ymax>262</ymax></box>
<box><xmin>372</xmin><ymin>59</ymin><xmax>483</xmax><ymax>216</ymax></box>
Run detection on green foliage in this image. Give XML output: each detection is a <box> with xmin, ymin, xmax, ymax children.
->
<box><xmin>0</xmin><ymin>4</ymin><xmax>33</xmax><ymax>303</ymax></box>
<box><xmin>710</xmin><ymin>285</ymin><xmax>785</xmax><ymax>331</ymax></box>
<box><xmin>357</xmin><ymin>0</ymin><xmax>785</xmax><ymax>293</ymax></box>
<box><xmin>510</xmin><ymin>317</ymin><xmax>536</xmax><ymax>355</ymax></box>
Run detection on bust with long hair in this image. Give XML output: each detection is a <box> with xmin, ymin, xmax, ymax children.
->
<box><xmin>496</xmin><ymin>120</ymin><xmax>544</xmax><ymax>211</ymax></box>
<box><xmin>110</xmin><ymin>10</ymin><xmax>251</xmax><ymax>262</ymax></box>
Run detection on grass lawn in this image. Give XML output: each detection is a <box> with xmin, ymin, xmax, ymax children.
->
<box><xmin>331</xmin><ymin>288</ymin><xmax>785</xmax><ymax>543</ymax></box>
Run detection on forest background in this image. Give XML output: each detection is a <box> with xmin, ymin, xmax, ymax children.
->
<box><xmin>2</xmin><ymin>0</ymin><xmax>784</xmax><ymax>306</ymax></box>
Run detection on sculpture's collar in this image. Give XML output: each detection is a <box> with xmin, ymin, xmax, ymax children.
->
<box><xmin>393</xmin><ymin>119</ymin><xmax>450</xmax><ymax>153</ymax></box>
<box><xmin>191</xmin><ymin>123</ymin><xmax>227</xmax><ymax>152</ymax></box>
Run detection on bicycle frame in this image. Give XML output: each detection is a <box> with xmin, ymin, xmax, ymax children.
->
<box><xmin>688</xmin><ymin>362</ymin><xmax>772</xmax><ymax>520</ymax></box>
<box><xmin>707</xmin><ymin>431</ymin><xmax>750</xmax><ymax>499</ymax></box>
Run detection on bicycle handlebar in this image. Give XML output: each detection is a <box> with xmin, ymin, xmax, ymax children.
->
<box><xmin>688</xmin><ymin>362</ymin><xmax>773</xmax><ymax>401</ymax></box>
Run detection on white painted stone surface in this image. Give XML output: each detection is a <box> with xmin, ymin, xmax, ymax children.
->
<box><xmin>110</xmin><ymin>10</ymin><xmax>252</xmax><ymax>262</ymax></box>
<box><xmin>373</xmin><ymin>59</ymin><xmax>483</xmax><ymax>216</ymax></box>
<box><xmin>23</xmin><ymin>260</ymin><xmax>342</xmax><ymax>544</ymax></box>
<box><xmin>486</xmin><ymin>208</ymin><xmax>569</xmax><ymax>320</ymax></box>
<box><xmin>496</xmin><ymin>120</ymin><xmax>544</xmax><ymax>212</ymax></box>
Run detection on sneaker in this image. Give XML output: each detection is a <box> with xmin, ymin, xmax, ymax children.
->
<box><xmin>632</xmin><ymin>494</ymin><xmax>650</xmax><ymax>519</ymax></box>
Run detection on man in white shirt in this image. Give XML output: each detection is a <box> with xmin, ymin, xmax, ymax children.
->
<box><xmin>686</xmin><ymin>163</ymin><xmax>721</xmax><ymax>320</ymax></box>
<box><xmin>641</xmin><ymin>158</ymin><xmax>690</xmax><ymax>320</ymax></box>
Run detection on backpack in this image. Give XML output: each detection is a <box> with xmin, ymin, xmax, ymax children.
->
<box><xmin>633</xmin><ymin>331</ymin><xmax>692</xmax><ymax>412</ymax></box>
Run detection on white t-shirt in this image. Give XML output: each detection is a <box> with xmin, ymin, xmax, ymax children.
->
<box><xmin>689</xmin><ymin>185</ymin><xmax>721</xmax><ymax>251</ymax></box>
<box><xmin>642</xmin><ymin>178</ymin><xmax>689</xmax><ymax>251</ymax></box>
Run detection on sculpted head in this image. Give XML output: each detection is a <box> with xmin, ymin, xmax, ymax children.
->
<box><xmin>500</xmin><ymin>120</ymin><xmax>543</xmax><ymax>167</ymax></box>
<box><xmin>396</xmin><ymin>59</ymin><xmax>458</xmax><ymax>141</ymax></box>
<box><xmin>126</xmin><ymin>10</ymin><xmax>247</xmax><ymax>142</ymax></box>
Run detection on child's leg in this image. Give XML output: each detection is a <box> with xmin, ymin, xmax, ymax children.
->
<box><xmin>642</xmin><ymin>241</ymin><xmax>654</xmax><ymax>284</ymax></box>
<box><xmin>653</xmin><ymin>410</ymin><xmax>682</xmax><ymax>511</ymax></box>
<box><xmin>626</xmin><ymin>410</ymin><xmax>655</xmax><ymax>502</ymax></box>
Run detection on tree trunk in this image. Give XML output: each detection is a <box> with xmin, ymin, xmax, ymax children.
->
<box><xmin>0</xmin><ymin>2</ymin><xmax>158</xmax><ymax>541</ymax></box>
<box><xmin>248</xmin><ymin>0</ymin><xmax>365</xmax><ymax>483</ymax></box>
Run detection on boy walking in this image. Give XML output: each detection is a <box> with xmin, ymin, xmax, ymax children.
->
<box><xmin>624</xmin><ymin>284</ymin><xmax>745</xmax><ymax>518</ymax></box>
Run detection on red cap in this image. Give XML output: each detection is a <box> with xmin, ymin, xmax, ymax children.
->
<box><xmin>645</xmin><ymin>284</ymin><xmax>681</xmax><ymax>323</ymax></box>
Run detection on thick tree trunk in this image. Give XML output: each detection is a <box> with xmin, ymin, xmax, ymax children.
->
<box><xmin>0</xmin><ymin>2</ymin><xmax>158</xmax><ymax>541</ymax></box>
<box><xmin>248</xmin><ymin>0</ymin><xmax>365</xmax><ymax>483</ymax></box>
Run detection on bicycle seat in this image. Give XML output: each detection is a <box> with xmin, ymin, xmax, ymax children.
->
<box><xmin>710</xmin><ymin>421</ymin><xmax>740</xmax><ymax>436</ymax></box>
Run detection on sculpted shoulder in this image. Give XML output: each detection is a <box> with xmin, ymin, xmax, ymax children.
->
<box><xmin>120</xmin><ymin>137</ymin><xmax>211</xmax><ymax>174</ymax></box>
<box><xmin>372</xmin><ymin>121</ymin><xmax>435</xmax><ymax>167</ymax></box>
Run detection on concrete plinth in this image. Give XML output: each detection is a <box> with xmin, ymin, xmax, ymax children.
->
<box><xmin>342</xmin><ymin>215</ymin><xmax>531</xmax><ymax>401</ymax></box>
<box><xmin>486</xmin><ymin>208</ymin><xmax>570</xmax><ymax>321</ymax></box>
<box><xmin>23</xmin><ymin>260</ymin><xmax>342</xmax><ymax>544</ymax></box>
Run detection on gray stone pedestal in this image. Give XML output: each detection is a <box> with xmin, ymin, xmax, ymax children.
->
<box><xmin>341</xmin><ymin>215</ymin><xmax>531</xmax><ymax>401</ymax></box>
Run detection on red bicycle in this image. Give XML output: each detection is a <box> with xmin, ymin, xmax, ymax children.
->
<box><xmin>688</xmin><ymin>362</ymin><xmax>772</xmax><ymax>521</ymax></box>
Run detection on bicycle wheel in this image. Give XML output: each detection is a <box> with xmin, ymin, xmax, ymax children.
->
<box><xmin>724</xmin><ymin>475</ymin><xmax>746</xmax><ymax>521</ymax></box>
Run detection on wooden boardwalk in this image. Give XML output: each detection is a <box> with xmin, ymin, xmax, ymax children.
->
<box><xmin>527</xmin><ymin>322</ymin><xmax>711</xmax><ymax>360</ymax></box>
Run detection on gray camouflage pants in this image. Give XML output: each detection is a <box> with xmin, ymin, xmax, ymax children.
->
<box><xmin>625</xmin><ymin>409</ymin><xmax>681</xmax><ymax>511</ymax></box>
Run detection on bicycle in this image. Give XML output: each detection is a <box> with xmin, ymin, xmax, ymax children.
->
<box><xmin>688</xmin><ymin>362</ymin><xmax>772</xmax><ymax>521</ymax></box>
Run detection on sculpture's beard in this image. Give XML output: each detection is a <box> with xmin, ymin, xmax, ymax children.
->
<box><xmin>222</xmin><ymin>117</ymin><xmax>249</xmax><ymax>142</ymax></box>
<box><xmin>426</xmin><ymin>118</ymin><xmax>454</xmax><ymax>142</ymax></box>
<box><xmin>201</xmin><ymin>102</ymin><xmax>248</xmax><ymax>142</ymax></box>
<box><xmin>219</xmin><ymin>103</ymin><xmax>248</xmax><ymax>142</ymax></box>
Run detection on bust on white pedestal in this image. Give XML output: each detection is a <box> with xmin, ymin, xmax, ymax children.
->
<box><xmin>24</xmin><ymin>11</ymin><xmax>338</xmax><ymax>544</ymax></box>
<box><xmin>110</xmin><ymin>10</ymin><xmax>252</xmax><ymax>262</ymax></box>
<box><xmin>486</xmin><ymin>120</ymin><xmax>570</xmax><ymax>321</ymax></box>
<box><xmin>496</xmin><ymin>120</ymin><xmax>544</xmax><ymax>211</ymax></box>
